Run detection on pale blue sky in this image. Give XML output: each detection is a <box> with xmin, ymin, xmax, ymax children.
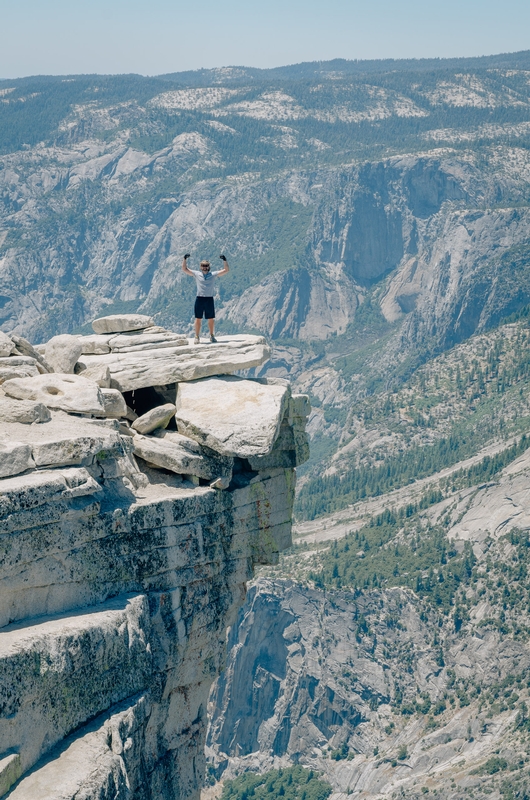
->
<box><xmin>1</xmin><ymin>0</ymin><xmax>529</xmax><ymax>78</ymax></box>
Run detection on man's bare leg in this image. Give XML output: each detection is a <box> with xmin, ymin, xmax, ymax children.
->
<box><xmin>207</xmin><ymin>318</ymin><xmax>215</xmax><ymax>336</ymax></box>
<box><xmin>194</xmin><ymin>318</ymin><xmax>202</xmax><ymax>340</ymax></box>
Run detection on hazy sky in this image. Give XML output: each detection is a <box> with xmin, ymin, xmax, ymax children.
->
<box><xmin>1</xmin><ymin>0</ymin><xmax>529</xmax><ymax>78</ymax></box>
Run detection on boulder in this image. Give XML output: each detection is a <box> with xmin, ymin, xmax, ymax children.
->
<box><xmin>0</xmin><ymin>396</ymin><xmax>51</xmax><ymax>424</ymax></box>
<box><xmin>76</xmin><ymin>335</ymin><xmax>270</xmax><ymax>392</ymax></box>
<box><xmin>132</xmin><ymin>403</ymin><xmax>176</xmax><ymax>435</ymax></box>
<box><xmin>75</xmin><ymin>361</ymin><xmax>111</xmax><ymax>387</ymax></box>
<box><xmin>44</xmin><ymin>334</ymin><xmax>83</xmax><ymax>374</ymax></box>
<box><xmin>0</xmin><ymin>332</ymin><xmax>15</xmax><ymax>357</ymax></box>
<box><xmin>133</xmin><ymin>430</ymin><xmax>233</xmax><ymax>480</ymax></box>
<box><xmin>100</xmin><ymin>388</ymin><xmax>127</xmax><ymax>418</ymax></box>
<box><xmin>2</xmin><ymin>374</ymin><xmax>106</xmax><ymax>416</ymax></box>
<box><xmin>92</xmin><ymin>314</ymin><xmax>154</xmax><ymax>335</ymax></box>
<box><xmin>0</xmin><ymin>441</ymin><xmax>35</xmax><ymax>478</ymax></box>
<box><xmin>175</xmin><ymin>376</ymin><xmax>289</xmax><ymax>457</ymax></box>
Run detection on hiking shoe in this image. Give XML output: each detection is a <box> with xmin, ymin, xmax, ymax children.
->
<box><xmin>209</xmin><ymin>334</ymin><xmax>217</xmax><ymax>343</ymax></box>
<box><xmin>194</xmin><ymin>336</ymin><xmax>200</xmax><ymax>345</ymax></box>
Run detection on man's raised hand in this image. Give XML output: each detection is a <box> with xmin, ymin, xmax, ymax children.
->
<box><xmin>184</xmin><ymin>253</ymin><xmax>190</xmax><ymax>260</ymax></box>
<box><xmin>219</xmin><ymin>254</ymin><xmax>227</xmax><ymax>262</ymax></box>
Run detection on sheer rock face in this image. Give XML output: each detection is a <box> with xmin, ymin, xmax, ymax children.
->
<box><xmin>0</xmin><ymin>333</ymin><xmax>308</xmax><ymax>800</ymax></box>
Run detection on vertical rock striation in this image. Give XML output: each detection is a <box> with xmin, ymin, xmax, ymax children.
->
<box><xmin>0</xmin><ymin>323</ymin><xmax>309</xmax><ymax>799</ymax></box>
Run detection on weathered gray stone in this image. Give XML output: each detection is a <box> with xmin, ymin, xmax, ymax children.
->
<box><xmin>0</xmin><ymin>331</ymin><xmax>15</xmax><ymax>357</ymax></box>
<box><xmin>77</xmin><ymin>334</ymin><xmax>112</xmax><ymax>355</ymax></box>
<box><xmin>210</xmin><ymin>476</ymin><xmax>230</xmax><ymax>490</ymax></box>
<box><xmin>132</xmin><ymin>403</ymin><xmax>176</xmax><ymax>434</ymax></box>
<box><xmin>10</xmin><ymin>334</ymin><xmax>52</xmax><ymax>372</ymax></box>
<box><xmin>176</xmin><ymin>376</ymin><xmax>289</xmax><ymax>457</ymax></box>
<box><xmin>0</xmin><ymin>341</ymin><xmax>303</xmax><ymax>800</ymax></box>
<box><xmin>124</xmin><ymin>406</ymin><xmax>138</xmax><ymax>422</ymax></box>
<box><xmin>2</xmin><ymin>373</ymin><xmax>105</xmax><ymax>415</ymax></box>
<box><xmin>134</xmin><ymin>429</ymin><xmax>233</xmax><ymax>480</ymax></box>
<box><xmin>100</xmin><ymin>388</ymin><xmax>127</xmax><ymax>418</ymax></box>
<box><xmin>0</xmin><ymin>356</ymin><xmax>39</xmax><ymax>368</ymax></box>
<box><xmin>0</xmin><ymin>355</ymin><xmax>41</xmax><ymax>382</ymax></box>
<box><xmin>0</xmin><ymin>753</ymin><xmax>21</xmax><ymax>796</ymax></box>
<box><xmin>0</xmin><ymin>365</ymin><xmax>40</xmax><ymax>382</ymax></box>
<box><xmin>0</xmin><ymin>413</ymin><xmax>138</xmax><ymax>473</ymax></box>
<box><xmin>0</xmin><ymin>595</ymin><xmax>151</xmax><ymax>783</ymax></box>
<box><xmin>0</xmin><ymin>396</ymin><xmax>51</xmax><ymax>424</ymax></box>
<box><xmin>75</xmin><ymin>360</ymin><xmax>111</xmax><ymax>387</ymax></box>
<box><xmin>0</xmin><ymin>441</ymin><xmax>34</xmax><ymax>478</ymax></box>
<box><xmin>76</xmin><ymin>335</ymin><xmax>270</xmax><ymax>392</ymax></box>
<box><xmin>8</xmin><ymin>695</ymin><xmax>149</xmax><ymax>800</ymax></box>
<box><xmin>143</xmin><ymin>325</ymin><xmax>168</xmax><ymax>334</ymax></box>
<box><xmin>289</xmin><ymin>393</ymin><xmax>311</xmax><ymax>418</ymax></box>
<box><xmin>44</xmin><ymin>334</ymin><xmax>83</xmax><ymax>374</ymax></box>
<box><xmin>108</xmin><ymin>332</ymin><xmax>188</xmax><ymax>352</ymax></box>
<box><xmin>92</xmin><ymin>314</ymin><xmax>154</xmax><ymax>334</ymax></box>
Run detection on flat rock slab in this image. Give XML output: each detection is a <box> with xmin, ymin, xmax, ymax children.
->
<box><xmin>77</xmin><ymin>335</ymin><xmax>270</xmax><ymax>392</ymax></box>
<box><xmin>133</xmin><ymin>430</ymin><xmax>232</xmax><ymax>480</ymax></box>
<box><xmin>92</xmin><ymin>314</ymin><xmax>154</xmax><ymax>334</ymax></box>
<box><xmin>0</xmin><ymin>356</ymin><xmax>42</xmax><ymax>383</ymax></box>
<box><xmin>76</xmin><ymin>334</ymin><xmax>112</xmax><ymax>355</ymax></box>
<box><xmin>0</xmin><ymin>365</ymin><xmax>40</xmax><ymax>383</ymax></box>
<box><xmin>2</xmin><ymin>373</ymin><xmax>105</xmax><ymax>416</ymax></box>
<box><xmin>132</xmin><ymin>403</ymin><xmax>176</xmax><ymax>434</ymax></box>
<box><xmin>108</xmin><ymin>332</ymin><xmax>188</xmax><ymax>352</ymax></box>
<box><xmin>176</xmin><ymin>376</ymin><xmax>289</xmax><ymax>457</ymax></box>
<box><xmin>0</xmin><ymin>413</ymin><xmax>132</xmax><ymax>470</ymax></box>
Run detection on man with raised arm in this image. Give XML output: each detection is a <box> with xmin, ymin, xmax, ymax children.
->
<box><xmin>182</xmin><ymin>254</ymin><xmax>230</xmax><ymax>344</ymax></box>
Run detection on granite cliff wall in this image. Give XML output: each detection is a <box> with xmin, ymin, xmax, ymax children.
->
<box><xmin>0</xmin><ymin>317</ymin><xmax>309</xmax><ymax>799</ymax></box>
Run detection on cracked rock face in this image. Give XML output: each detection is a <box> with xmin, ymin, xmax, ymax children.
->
<box><xmin>0</xmin><ymin>321</ymin><xmax>308</xmax><ymax>799</ymax></box>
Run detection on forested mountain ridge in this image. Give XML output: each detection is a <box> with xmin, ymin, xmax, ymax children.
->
<box><xmin>3</xmin><ymin>52</ymin><xmax>530</xmax><ymax>800</ymax></box>
<box><xmin>2</xmin><ymin>55</ymin><xmax>530</xmax><ymax>485</ymax></box>
<box><xmin>2</xmin><ymin>53</ymin><xmax>530</xmax><ymax>340</ymax></box>
<box><xmin>206</xmin><ymin>319</ymin><xmax>530</xmax><ymax>799</ymax></box>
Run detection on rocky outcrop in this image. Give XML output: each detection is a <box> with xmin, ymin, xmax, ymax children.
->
<box><xmin>77</xmin><ymin>334</ymin><xmax>270</xmax><ymax>392</ymax></box>
<box><xmin>0</xmin><ymin>319</ymin><xmax>309</xmax><ymax>799</ymax></box>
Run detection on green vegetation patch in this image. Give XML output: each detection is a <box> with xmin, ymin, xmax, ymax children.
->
<box><xmin>306</xmin><ymin>437</ymin><xmax>530</xmax><ymax>614</ymax></box>
<box><xmin>221</xmin><ymin>767</ymin><xmax>332</xmax><ymax>800</ymax></box>
<box><xmin>297</xmin><ymin>320</ymin><xmax>530</xmax><ymax>520</ymax></box>
<box><xmin>308</xmin><ymin>509</ymin><xmax>476</xmax><ymax>615</ymax></box>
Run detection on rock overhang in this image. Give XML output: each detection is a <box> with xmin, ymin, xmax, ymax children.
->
<box><xmin>0</xmin><ymin>314</ymin><xmax>310</xmax><ymax>799</ymax></box>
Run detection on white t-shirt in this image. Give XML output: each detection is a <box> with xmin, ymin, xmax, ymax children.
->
<box><xmin>191</xmin><ymin>270</ymin><xmax>223</xmax><ymax>297</ymax></box>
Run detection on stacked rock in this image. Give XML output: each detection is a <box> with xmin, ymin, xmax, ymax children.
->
<box><xmin>0</xmin><ymin>314</ymin><xmax>310</xmax><ymax>489</ymax></box>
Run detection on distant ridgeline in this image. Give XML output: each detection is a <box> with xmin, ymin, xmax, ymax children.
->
<box><xmin>2</xmin><ymin>51</ymin><xmax>530</xmax><ymax>156</ymax></box>
<box><xmin>3</xmin><ymin>51</ymin><xmax>530</xmax><ymax>505</ymax></box>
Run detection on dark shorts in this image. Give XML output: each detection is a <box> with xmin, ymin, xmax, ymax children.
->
<box><xmin>194</xmin><ymin>296</ymin><xmax>215</xmax><ymax>319</ymax></box>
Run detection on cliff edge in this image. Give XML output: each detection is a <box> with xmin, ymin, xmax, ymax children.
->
<box><xmin>0</xmin><ymin>316</ymin><xmax>309</xmax><ymax>800</ymax></box>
